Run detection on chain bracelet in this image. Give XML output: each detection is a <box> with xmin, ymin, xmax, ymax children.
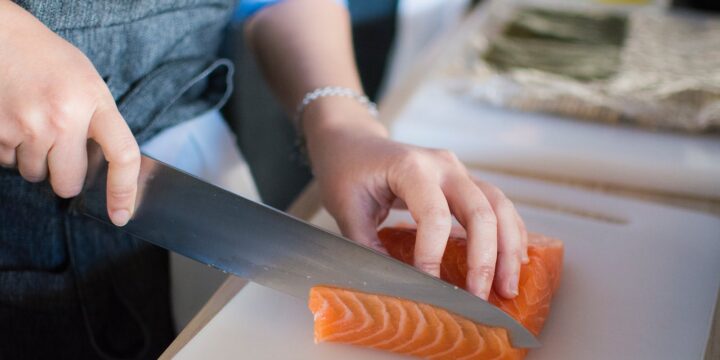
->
<box><xmin>292</xmin><ymin>86</ymin><xmax>378</xmax><ymax>166</ymax></box>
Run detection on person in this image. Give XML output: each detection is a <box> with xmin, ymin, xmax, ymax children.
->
<box><xmin>0</xmin><ymin>0</ymin><xmax>528</xmax><ymax>357</ymax></box>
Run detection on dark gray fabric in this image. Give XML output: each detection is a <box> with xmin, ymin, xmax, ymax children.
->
<box><xmin>0</xmin><ymin>174</ymin><xmax>175</xmax><ymax>358</ymax></box>
<box><xmin>2</xmin><ymin>1</ymin><xmax>235</xmax><ymax>358</ymax></box>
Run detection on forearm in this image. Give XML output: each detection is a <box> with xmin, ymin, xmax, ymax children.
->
<box><xmin>244</xmin><ymin>0</ymin><xmax>386</xmax><ymax>141</ymax></box>
<box><xmin>244</xmin><ymin>0</ymin><xmax>525</xmax><ymax>299</ymax></box>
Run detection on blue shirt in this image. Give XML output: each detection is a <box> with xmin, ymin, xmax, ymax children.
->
<box><xmin>235</xmin><ymin>0</ymin><xmax>348</xmax><ymax>22</ymax></box>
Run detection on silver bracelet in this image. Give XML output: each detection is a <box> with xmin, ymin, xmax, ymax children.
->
<box><xmin>292</xmin><ymin>86</ymin><xmax>378</xmax><ymax>164</ymax></box>
<box><xmin>293</xmin><ymin>86</ymin><xmax>378</xmax><ymax>131</ymax></box>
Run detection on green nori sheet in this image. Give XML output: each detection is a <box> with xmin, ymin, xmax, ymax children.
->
<box><xmin>483</xmin><ymin>8</ymin><xmax>628</xmax><ymax>81</ymax></box>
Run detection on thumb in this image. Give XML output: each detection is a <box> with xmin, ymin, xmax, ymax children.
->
<box><xmin>331</xmin><ymin>199</ymin><xmax>389</xmax><ymax>255</ymax></box>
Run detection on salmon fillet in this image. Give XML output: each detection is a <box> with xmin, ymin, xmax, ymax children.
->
<box><xmin>308</xmin><ymin>227</ymin><xmax>563</xmax><ymax>359</ymax></box>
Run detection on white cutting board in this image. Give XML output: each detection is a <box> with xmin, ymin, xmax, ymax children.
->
<box><xmin>390</xmin><ymin>81</ymin><xmax>720</xmax><ymax>199</ymax></box>
<box><xmin>377</xmin><ymin>0</ymin><xmax>720</xmax><ymax>200</ymax></box>
<box><xmin>174</xmin><ymin>171</ymin><xmax>720</xmax><ymax>360</ymax></box>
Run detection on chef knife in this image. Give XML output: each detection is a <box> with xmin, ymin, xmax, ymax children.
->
<box><xmin>73</xmin><ymin>154</ymin><xmax>540</xmax><ymax>348</ymax></box>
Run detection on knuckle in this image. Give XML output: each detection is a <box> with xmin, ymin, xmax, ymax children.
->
<box><xmin>468</xmin><ymin>264</ymin><xmax>495</xmax><ymax>280</ymax></box>
<box><xmin>18</xmin><ymin>110</ymin><xmax>50</xmax><ymax>141</ymax></box>
<box><xmin>500</xmin><ymin>247</ymin><xmax>523</xmax><ymax>259</ymax></box>
<box><xmin>484</xmin><ymin>182</ymin><xmax>503</xmax><ymax>195</ymax></box>
<box><xmin>108</xmin><ymin>184</ymin><xmax>136</xmax><ymax>202</ymax></box>
<box><xmin>113</xmin><ymin>140</ymin><xmax>141</xmax><ymax>166</ymax></box>
<box><xmin>419</xmin><ymin>206</ymin><xmax>451</xmax><ymax>227</ymax></box>
<box><xmin>416</xmin><ymin>260</ymin><xmax>442</xmax><ymax>274</ymax></box>
<box><xmin>47</xmin><ymin>100</ymin><xmax>81</xmax><ymax>133</ymax></box>
<box><xmin>62</xmin><ymin>57</ymin><xmax>107</xmax><ymax>91</ymax></box>
<box><xmin>479</xmin><ymin>180</ymin><xmax>505</xmax><ymax>199</ymax></box>
<box><xmin>424</xmin><ymin>205</ymin><xmax>450</xmax><ymax>219</ymax></box>
<box><xmin>81</xmin><ymin>75</ymin><xmax>104</xmax><ymax>92</ymax></box>
<box><xmin>398</xmin><ymin>151</ymin><xmax>428</xmax><ymax>174</ymax></box>
<box><xmin>79</xmin><ymin>69</ymin><xmax>108</xmax><ymax>91</ymax></box>
<box><xmin>494</xmin><ymin>197</ymin><xmax>515</xmax><ymax>216</ymax></box>
<box><xmin>434</xmin><ymin>149</ymin><xmax>460</xmax><ymax>165</ymax></box>
<box><xmin>468</xmin><ymin>206</ymin><xmax>497</xmax><ymax>226</ymax></box>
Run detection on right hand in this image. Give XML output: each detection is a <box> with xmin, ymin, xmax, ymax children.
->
<box><xmin>0</xmin><ymin>1</ymin><xmax>140</xmax><ymax>226</ymax></box>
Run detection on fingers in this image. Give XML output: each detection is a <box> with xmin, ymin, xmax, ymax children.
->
<box><xmin>88</xmin><ymin>103</ymin><xmax>140</xmax><ymax>227</ymax></box>
<box><xmin>444</xmin><ymin>176</ymin><xmax>499</xmax><ymax>300</ymax></box>
<box><xmin>0</xmin><ymin>145</ymin><xmax>17</xmax><ymax>168</ymax></box>
<box><xmin>472</xmin><ymin>180</ymin><xmax>524</xmax><ymax>298</ymax></box>
<box><xmin>333</xmin><ymin>197</ymin><xmax>389</xmax><ymax>254</ymax></box>
<box><xmin>48</xmin><ymin>132</ymin><xmax>87</xmax><ymax>198</ymax></box>
<box><xmin>516</xmin><ymin>211</ymin><xmax>529</xmax><ymax>264</ymax></box>
<box><xmin>16</xmin><ymin>141</ymin><xmax>52</xmax><ymax>182</ymax></box>
<box><xmin>0</xmin><ymin>124</ymin><xmax>20</xmax><ymax>168</ymax></box>
<box><xmin>476</xmin><ymin>180</ymin><xmax>528</xmax><ymax>264</ymax></box>
<box><xmin>393</xmin><ymin>173</ymin><xmax>452</xmax><ymax>278</ymax></box>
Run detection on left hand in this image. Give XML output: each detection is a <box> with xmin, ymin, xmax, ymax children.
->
<box><xmin>303</xmin><ymin>98</ymin><xmax>528</xmax><ymax>300</ymax></box>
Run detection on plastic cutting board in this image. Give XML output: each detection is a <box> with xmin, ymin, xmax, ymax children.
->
<box><xmin>174</xmin><ymin>171</ymin><xmax>720</xmax><ymax>360</ymax></box>
<box><xmin>389</xmin><ymin>82</ymin><xmax>720</xmax><ymax>200</ymax></box>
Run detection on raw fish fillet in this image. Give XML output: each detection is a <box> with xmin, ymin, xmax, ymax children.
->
<box><xmin>308</xmin><ymin>227</ymin><xmax>563</xmax><ymax>359</ymax></box>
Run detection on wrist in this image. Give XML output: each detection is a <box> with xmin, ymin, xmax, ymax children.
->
<box><xmin>302</xmin><ymin>96</ymin><xmax>388</xmax><ymax>142</ymax></box>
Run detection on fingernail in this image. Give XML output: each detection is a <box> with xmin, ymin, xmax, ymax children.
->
<box><xmin>509</xmin><ymin>274</ymin><xmax>519</xmax><ymax>296</ymax></box>
<box><xmin>112</xmin><ymin>209</ymin><xmax>131</xmax><ymax>227</ymax></box>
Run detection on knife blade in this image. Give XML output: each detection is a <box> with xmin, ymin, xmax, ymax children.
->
<box><xmin>73</xmin><ymin>154</ymin><xmax>540</xmax><ymax>348</ymax></box>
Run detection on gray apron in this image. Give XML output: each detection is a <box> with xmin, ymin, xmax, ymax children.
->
<box><xmin>1</xmin><ymin>1</ymin><xmax>236</xmax><ymax>358</ymax></box>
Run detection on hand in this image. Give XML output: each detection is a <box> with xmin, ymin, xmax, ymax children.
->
<box><xmin>304</xmin><ymin>98</ymin><xmax>528</xmax><ymax>300</ymax></box>
<box><xmin>0</xmin><ymin>1</ymin><xmax>140</xmax><ymax>226</ymax></box>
